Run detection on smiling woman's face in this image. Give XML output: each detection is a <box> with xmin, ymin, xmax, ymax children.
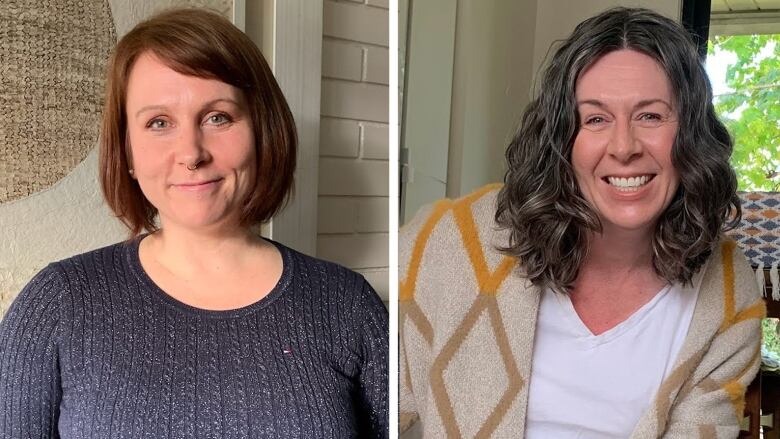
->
<box><xmin>125</xmin><ymin>52</ymin><xmax>256</xmax><ymax>233</ymax></box>
<box><xmin>572</xmin><ymin>49</ymin><xmax>680</xmax><ymax>237</ymax></box>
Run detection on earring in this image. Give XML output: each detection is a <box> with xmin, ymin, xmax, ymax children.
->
<box><xmin>129</xmin><ymin>169</ymin><xmax>135</xmax><ymax>177</ymax></box>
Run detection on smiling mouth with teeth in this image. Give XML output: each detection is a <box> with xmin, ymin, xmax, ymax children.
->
<box><xmin>604</xmin><ymin>175</ymin><xmax>655</xmax><ymax>192</ymax></box>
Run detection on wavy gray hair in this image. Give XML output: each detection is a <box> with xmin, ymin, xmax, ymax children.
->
<box><xmin>495</xmin><ymin>7</ymin><xmax>740</xmax><ymax>292</ymax></box>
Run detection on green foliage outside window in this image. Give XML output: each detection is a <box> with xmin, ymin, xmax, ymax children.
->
<box><xmin>708</xmin><ymin>35</ymin><xmax>780</xmax><ymax>191</ymax></box>
<box><xmin>763</xmin><ymin>318</ymin><xmax>780</xmax><ymax>372</ymax></box>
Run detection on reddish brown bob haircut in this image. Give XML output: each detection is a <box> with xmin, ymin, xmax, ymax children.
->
<box><xmin>100</xmin><ymin>8</ymin><xmax>297</xmax><ymax>237</ymax></box>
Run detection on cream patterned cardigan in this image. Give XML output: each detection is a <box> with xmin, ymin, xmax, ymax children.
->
<box><xmin>399</xmin><ymin>185</ymin><xmax>765</xmax><ymax>438</ymax></box>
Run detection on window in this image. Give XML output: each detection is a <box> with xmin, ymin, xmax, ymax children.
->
<box><xmin>707</xmin><ymin>34</ymin><xmax>780</xmax><ymax>191</ymax></box>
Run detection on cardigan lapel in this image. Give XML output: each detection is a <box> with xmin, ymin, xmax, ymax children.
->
<box><xmin>630</xmin><ymin>252</ymin><xmax>714</xmax><ymax>437</ymax></box>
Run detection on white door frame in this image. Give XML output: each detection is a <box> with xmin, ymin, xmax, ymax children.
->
<box><xmin>399</xmin><ymin>0</ymin><xmax>457</xmax><ymax>224</ymax></box>
<box><xmin>245</xmin><ymin>0</ymin><xmax>322</xmax><ymax>255</ymax></box>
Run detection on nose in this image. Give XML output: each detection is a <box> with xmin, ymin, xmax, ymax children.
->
<box><xmin>606</xmin><ymin>119</ymin><xmax>642</xmax><ymax>162</ymax></box>
<box><xmin>175</xmin><ymin>123</ymin><xmax>211</xmax><ymax>169</ymax></box>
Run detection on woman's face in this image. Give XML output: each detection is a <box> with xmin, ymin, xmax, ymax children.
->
<box><xmin>125</xmin><ymin>52</ymin><xmax>256</xmax><ymax>233</ymax></box>
<box><xmin>572</xmin><ymin>49</ymin><xmax>680</xmax><ymax>237</ymax></box>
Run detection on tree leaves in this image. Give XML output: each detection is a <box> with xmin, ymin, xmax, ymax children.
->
<box><xmin>709</xmin><ymin>34</ymin><xmax>780</xmax><ymax>191</ymax></box>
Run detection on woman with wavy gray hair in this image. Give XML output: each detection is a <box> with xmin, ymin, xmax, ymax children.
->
<box><xmin>399</xmin><ymin>7</ymin><xmax>763</xmax><ymax>438</ymax></box>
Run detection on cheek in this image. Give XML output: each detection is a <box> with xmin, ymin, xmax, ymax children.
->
<box><xmin>571</xmin><ymin>133</ymin><xmax>599</xmax><ymax>178</ymax></box>
<box><xmin>126</xmin><ymin>131</ymin><xmax>170</xmax><ymax>177</ymax></box>
<box><xmin>647</xmin><ymin>129</ymin><xmax>678</xmax><ymax>175</ymax></box>
<box><xmin>126</xmin><ymin>130</ymin><xmax>152</xmax><ymax>171</ymax></box>
<box><xmin>129</xmin><ymin>150</ymin><xmax>161</xmax><ymax>176</ymax></box>
<box><xmin>234</xmin><ymin>133</ymin><xmax>257</xmax><ymax>176</ymax></box>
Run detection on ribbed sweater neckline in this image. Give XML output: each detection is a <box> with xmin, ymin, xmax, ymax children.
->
<box><xmin>124</xmin><ymin>234</ymin><xmax>294</xmax><ymax>320</ymax></box>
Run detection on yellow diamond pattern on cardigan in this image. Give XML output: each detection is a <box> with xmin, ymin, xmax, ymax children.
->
<box><xmin>718</xmin><ymin>241</ymin><xmax>767</xmax><ymax>335</ymax></box>
<box><xmin>399</xmin><ymin>184</ymin><xmax>515</xmax><ymax>349</ymax></box>
<box><xmin>715</xmin><ymin>240</ymin><xmax>766</xmax><ymax>419</ymax></box>
<box><xmin>399</xmin><ymin>198</ymin><xmax>452</xmax><ymax>355</ymax></box>
<box><xmin>452</xmin><ymin>193</ymin><xmax>517</xmax><ymax>296</ymax></box>
<box><xmin>400</xmin><ymin>185</ymin><xmax>523</xmax><ymax>437</ymax></box>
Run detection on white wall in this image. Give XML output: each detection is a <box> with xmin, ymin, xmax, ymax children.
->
<box><xmin>532</xmin><ymin>0</ymin><xmax>682</xmax><ymax>76</ymax></box>
<box><xmin>318</xmin><ymin>0</ymin><xmax>390</xmax><ymax>301</ymax></box>
<box><xmin>446</xmin><ymin>0</ymin><xmax>539</xmax><ymax>199</ymax></box>
<box><xmin>399</xmin><ymin>0</ymin><xmax>457</xmax><ymax>223</ymax></box>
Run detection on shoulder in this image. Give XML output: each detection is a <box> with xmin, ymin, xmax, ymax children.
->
<box><xmin>275</xmin><ymin>242</ymin><xmax>388</xmax><ymax>356</ymax></box>
<box><xmin>277</xmin><ymin>241</ymin><xmax>369</xmax><ymax>290</ymax></box>
<box><xmin>2</xmin><ymin>263</ymin><xmax>67</xmax><ymax>317</ymax></box>
<box><xmin>39</xmin><ymin>240</ymin><xmax>138</xmax><ymax>306</ymax></box>
<box><xmin>54</xmin><ymin>240</ymin><xmax>134</xmax><ymax>274</ymax></box>
<box><xmin>683</xmin><ymin>237</ymin><xmax>765</xmax><ymax>355</ymax></box>
<box><xmin>275</xmin><ymin>241</ymin><xmax>387</xmax><ymax>316</ymax></box>
<box><xmin>399</xmin><ymin>184</ymin><xmax>527</xmax><ymax>322</ymax></box>
<box><xmin>0</xmin><ymin>263</ymin><xmax>67</xmax><ymax>350</ymax></box>
<box><xmin>702</xmin><ymin>237</ymin><xmax>764</xmax><ymax>314</ymax></box>
<box><xmin>400</xmin><ymin>184</ymin><xmax>504</xmax><ymax>275</ymax></box>
<box><xmin>3</xmin><ymin>240</ymin><xmax>133</xmax><ymax>323</ymax></box>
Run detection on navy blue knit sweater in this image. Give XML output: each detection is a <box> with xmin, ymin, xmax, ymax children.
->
<box><xmin>0</xmin><ymin>238</ymin><xmax>388</xmax><ymax>438</ymax></box>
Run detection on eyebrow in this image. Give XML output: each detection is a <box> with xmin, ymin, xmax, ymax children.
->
<box><xmin>133</xmin><ymin>98</ymin><xmax>242</xmax><ymax>119</ymax></box>
<box><xmin>576</xmin><ymin>98</ymin><xmax>673</xmax><ymax>110</ymax></box>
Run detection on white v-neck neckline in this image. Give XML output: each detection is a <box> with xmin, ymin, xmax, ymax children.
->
<box><xmin>551</xmin><ymin>284</ymin><xmax>673</xmax><ymax>347</ymax></box>
<box><xmin>527</xmin><ymin>282</ymin><xmax>699</xmax><ymax>438</ymax></box>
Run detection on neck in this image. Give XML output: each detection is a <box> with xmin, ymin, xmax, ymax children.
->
<box><xmin>582</xmin><ymin>227</ymin><xmax>655</xmax><ymax>275</ymax></box>
<box><xmin>571</xmin><ymin>227</ymin><xmax>667</xmax><ymax>333</ymax></box>
<box><xmin>144</xmin><ymin>225</ymin><xmax>266</xmax><ymax>279</ymax></box>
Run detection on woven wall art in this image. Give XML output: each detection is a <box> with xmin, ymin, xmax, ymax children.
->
<box><xmin>0</xmin><ymin>0</ymin><xmax>116</xmax><ymax>203</ymax></box>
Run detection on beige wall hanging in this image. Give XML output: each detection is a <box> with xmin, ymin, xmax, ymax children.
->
<box><xmin>0</xmin><ymin>0</ymin><xmax>115</xmax><ymax>203</ymax></box>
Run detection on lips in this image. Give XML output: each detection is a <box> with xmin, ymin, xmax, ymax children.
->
<box><xmin>172</xmin><ymin>178</ymin><xmax>223</xmax><ymax>191</ymax></box>
<box><xmin>176</xmin><ymin>179</ymin><xmax>221</xmax><ymax>186</ymax></box>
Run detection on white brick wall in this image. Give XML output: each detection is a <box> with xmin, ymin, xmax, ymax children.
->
<box><xmin>318</xmin><ymin>0</ymin><xmax>389</xmax><ymax>302</ymax></box>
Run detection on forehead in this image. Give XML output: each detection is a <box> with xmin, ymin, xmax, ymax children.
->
<box><xmin>126</xmin><ymin>52</ymin><xmax>198</xmax><ymax>89</ymax></box>
<box><xmin>575</xmin><ymin>49</ymin><xmax>673</xmax><ymax>103</ymax></box>
<box><xmin>125</xmin><ymin>52</ymin><xmax>243</xmax><ymax>106</ymax></box>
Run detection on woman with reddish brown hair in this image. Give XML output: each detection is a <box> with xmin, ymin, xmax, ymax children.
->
<box><xmin>0</xmin><ymin>8</ymin><xmax>388</xmax><ymax>438</ymax></box>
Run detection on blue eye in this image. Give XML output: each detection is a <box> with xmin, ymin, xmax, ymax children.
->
<box><xmin>146</xmin><ymin>118</ymin><xmax>169</xmax><ymax>130</ymax></box>
<box><xmin>206</xmin><ymin>113</ymin><xmax>231</xmax><ymax>126</ymax></box>
<box><xmin>585</xmin><ymin>116</ymin><xmax>606</xmax><ymax>125</ymax></box>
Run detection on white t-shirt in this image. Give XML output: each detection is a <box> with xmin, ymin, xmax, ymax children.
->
<box><xmin>525</xmin><ymin>283</ymin><xmax>698</xmax><ymax>438</ymax></box>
